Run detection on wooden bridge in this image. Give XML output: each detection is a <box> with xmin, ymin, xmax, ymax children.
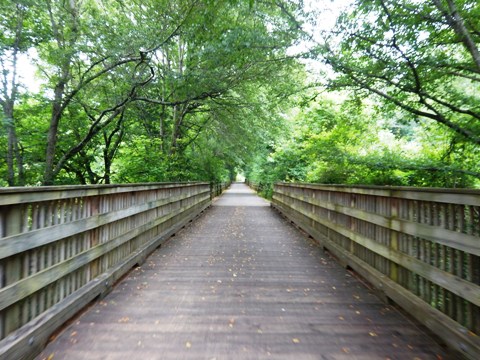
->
<box><xmin>0</xmin><ymin>182</ymin><xmax>479</xmax><ymax>359</ymax></box>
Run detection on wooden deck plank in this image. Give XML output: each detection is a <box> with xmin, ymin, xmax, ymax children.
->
<box><xmin>36</xmin><ymin>183</ymin><xmax>450</xmax><ymax>360</ymax></box>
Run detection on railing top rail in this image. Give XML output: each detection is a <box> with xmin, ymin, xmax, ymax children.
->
<box><xmin>275</xmin><ymin>182</ymin><xmax>480</xmax><ymax>206</ymax></box>
<box><xmin>0</xmin><ymin>182</ymin><xmax>210</xmax><ymax>206</ymax></box>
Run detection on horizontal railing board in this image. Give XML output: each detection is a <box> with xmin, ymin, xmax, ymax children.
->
<box><xmin>0</xmin><ymin>182</ymin><xmax>209</xmax><ymax>206</ymax></box>
<box><xmin>272</xmin><ymin>182</ymin><xmax>480</xmax><ymax>360</ymax></box>
<box><xmin>276</xmin><ymin>182</ymin><xmax>480</xmax><ymax>206</ymax></box>
<box><xmin>273</xmin><ymin>196</ymin><xmax>480</xmax><ymax>307</ymax></box>
<box><xmin>0</xmin><ymin>196</ymin><xmax>210</xmax><ymax>312</ymax></box>
<box><xmin>274</xmin><ymin>189</ymin><xmax>480</xmax><ymax>256</ymax></box>
<box><xmin>0</xmin><ymin>191</ymin><xmax>209</xmax><ymax>258</ymax></box>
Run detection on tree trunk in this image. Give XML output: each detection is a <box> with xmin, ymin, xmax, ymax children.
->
<box><xmin>102</xmin><ymin>115</ymin><xmax>125</xmax><ymax>184</ymax></box>
<box><xmin>432</xmin><ymin>0</ymin><xmax>480</xmax><ymax>71</ymax></box>
<box><xmin>170</xmin><ymin>104</ymin><xmax>179</xmax><ymax>154</ymax></box>
<box><xmin>43</xmin><ymin>0</ymin><xmax>79</xmax><ymax>185</ymax></box>
<box><xmin>43</xmin><ymin>77</ymin><xmax>68</xmax><ymax>185</ymax></box>
<box><xmin>4</xmin><ymin>103</ymin><xmax>16</xmax><ymax>186</ymax></box>
<box><xmin>3</xmin><ymin>105</ymin><xmax>24</xmax><ymax>186</ymax></box>
<box><xmin>1</xmin><ymin>3</ymin><xmax>24</xmax><ymax>186</ymax></box>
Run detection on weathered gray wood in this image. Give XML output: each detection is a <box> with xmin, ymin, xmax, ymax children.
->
<box><xmin>295</xmin><ymin>213</ymin><xmax>480</xmax><ymax>359</ymax></box>
<box><xmin>275</xmin><ymin>188</ymin><xmax>480</xmax><ymax>255</ymax></box>
<box><xmin>36</xmin><ymin>183</ymin><xmax>449</xmax><ymax>360</ymax></box>
<box><xmin>0</xmin><ymin>202</ymin><xmax>211</xmax><ymax>360</ymax></box>
<box><xmin>0</xmin><ymin>183</ymin><xmax>209</xmax><ymax>206</ymax></box>
<box><xmin>0</xmin><ymin>182</ymin><xmax>219</xmax><ymax>360</ymax></box>
<box><xmin>272</xmin><ymin>183</ymin><xmax>480</xmax><ymax>359</ymax></box>
<box><xmin>0</xmin><ymin>192</ymin><xmax>210</xmax><ymax>259</ymax></box>
<box><xmin>276</xmin><ymin>182</ymin><xmax>480</xmax><ymax>206</ymax></box>
<box><xmin>273</xmin><ymin>196</ymin><xmax>480</xmax><ymax>306</ymax></box>
<box><xmin>0</xmin><ymin>199</ymin><xmax>210</xmax><ymax>311</ymax></box>
<box><xmin>4</xmin><ymin>205</ymin><xmax>23</xmax><ymax>336</ymax></box>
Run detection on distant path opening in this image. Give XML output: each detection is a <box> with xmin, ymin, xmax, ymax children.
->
<box><xmin>38</xmin><ymin>183</ymin><xmax>448</xmax><ymax>359</ymax></box>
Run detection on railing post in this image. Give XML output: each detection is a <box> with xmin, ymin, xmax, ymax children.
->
<box><xmin>89</xmin><ymin>196</ymin><xmax>100</xmax><ymax>279</ymax></box>
<box><xmin>349</xmin><ymin>193</ymin><xmax>356</xmax><ymax>255</ymax></box>
<box><xmin>4</xmin><ymin>205</ymin><xmax>22</xmax><ymax>335</ymax></box>
<box><xmin>390</xmin><ymin>198</ymin><xmax>399</xmax><ymax>283</ymax></box>
<box><xmin>270</xmin><ymin>182</ymin><xmax>480</xmax><ymax>358</ymax></box>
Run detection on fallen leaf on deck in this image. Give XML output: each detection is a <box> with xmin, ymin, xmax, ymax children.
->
<box><xmin>292</xmin><ymin>338</ymin><xmax>300</xmax><ymax>343</ymax></box>
<box><xmin>185</xmin><ymin>341</ymin><xmax>192</xmax><ymax>348</ymax></box>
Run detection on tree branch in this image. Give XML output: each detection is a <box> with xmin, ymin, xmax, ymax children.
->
<box><xmin>432</xmin><ymin>0</ymin><xmax>480</xmax><ymax>71</ymax></box>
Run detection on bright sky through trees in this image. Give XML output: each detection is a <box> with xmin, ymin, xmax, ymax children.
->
<box><xmin>16</xmin><ymin>1</ymin><xmax>354</xmax><ymax>92</ymax></box>
<box><xmin>2</xmin><ymin>0</ymin><xmax>479</xmax><ymax>189</ymax></box>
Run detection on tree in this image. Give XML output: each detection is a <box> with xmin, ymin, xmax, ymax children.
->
<box><xmin>318</xmin><ymin>0</ymin><xmax>480</xmax><ymax>147</ymax></box>
<box><xmin>133</xmin><ymin>0</ymin><xmax>305</xmax><ymax>155</ymax></box>
<box><xmin>1</xmin><ymin>0</ymin><xmax>308</xmax><ymax>185</ymax></box>
<box><xmin>0</xmin><ymin>0</ymin><xmax>38</xmax><ymax>185</ymax></box>
<box><xmin>246</xmin><ymin>92</ymin><xmax>480</xmax><ymax>192</ymax></box>
<box><xmin>39</xmin><ymin>0</ymin><xmax>156</xmax><ymax>184</ymax></box>
<box><xmin>109</xmin><ymin>0</ymin><xmax>306</xmax><ymax>183</ymax></box>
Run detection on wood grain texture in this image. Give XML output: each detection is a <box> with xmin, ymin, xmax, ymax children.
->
<box><xmin>0</xmin><ymin>183</ymin><xmax>215</xmax><ymax>360</ymax></box>
<box><xmin>37</xmin><ymin>183</ymin><xmax>449</xmax><ymax>360</ymax></box>
<box><xmin>272</xmin><ymin>183</ymin><xmax>480</xmax><ymax>359</ymax></box>
<box><xmin>272</xmin><ymin>195</ymin><xmax>480</xmax><ymax>306</ymax></box>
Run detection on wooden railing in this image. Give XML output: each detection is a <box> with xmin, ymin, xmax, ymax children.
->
<box><xmin>272</xmin><ymin>183</ymin><xmax>480</xmax><ymax>359</ymax></box>
<box><xmin>245</xmin><ymin>179</ymin><xmax>272</xmax><ymax>197</ymax></box>
<box><xmin>211</xmin><ymin>181</ymin><xmax>231</xmax><ymax>198</ymax></box>
<box><xmin>245</xmin><ymin>179</ymin><xmax>260</xmax><ymax>191</ymax></box>
<box><xmin>0</xmin><ymin>182</ymin><xmax>222</xmax><ymax>360</ymax></box>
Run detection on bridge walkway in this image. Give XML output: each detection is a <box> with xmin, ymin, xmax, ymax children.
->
<box><xmin>37</xmin><ymin>183</ymin><xmax>448</xmax><ymax>359</ymax></box>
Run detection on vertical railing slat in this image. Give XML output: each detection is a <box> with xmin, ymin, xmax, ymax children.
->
<box><xmin>0</xmin><ymin>182</ymin><xmax>216</xmax><ymax>360</ymax></box>
<box><xmin>271</xmin><ymin>183</ymin><xmax>480</xmax><ymax>358</ymax></box>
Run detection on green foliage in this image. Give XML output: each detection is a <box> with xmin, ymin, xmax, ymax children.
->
<box><xmin>113</xmin><ymin>137</ymin><xmax>193</xmax><ymax>183</ymax></box>
<box><xmin>2</xmin><ymin>0</ymin><xmax>480</xmax><ymax>190</ymax></box>
<box><xmin>319</xmin><ymin>0</ymin><xmax>480</xmax><ymax>146</ymax></box>
<box><xmin>0</xmin><ymin>0</ymin><xmax>305</xmax><ymax>186</ymax></box>
<box><xmin>246</xmin><ymin>93</ymin><xmax>480</xmax><ymax>193</ymax></box>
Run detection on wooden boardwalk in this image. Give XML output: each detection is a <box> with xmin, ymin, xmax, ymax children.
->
<box><xmin>37</xmin><ymin>183</ymin><xmax>450</xmax><ymax>360</ymax></box>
